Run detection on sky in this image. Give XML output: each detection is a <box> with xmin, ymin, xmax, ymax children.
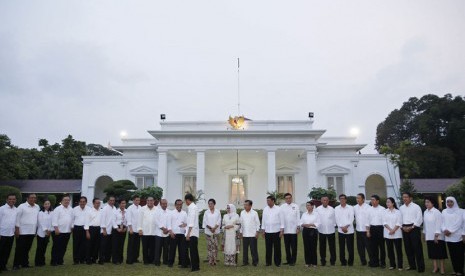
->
<box><xmin>1</xmin><ymin>0</ymin><xmax>464</xmax><ymax>153</ymax></box>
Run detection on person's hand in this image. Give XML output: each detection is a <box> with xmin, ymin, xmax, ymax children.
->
<box><xmin>255</xmin><ymin>233</ymin><xmax>259</xmax><ymax>239</ymax></box>
<box><xmin>138</xmin><ymin>230</ymin><xmax>143</xmax><ymax>236</ymax></box>
<box><xmin>129</xmin><ymin>228</ymin><xmax>134</xmax><ymax>235</ymax></box>
<box><xmin>262</xmin><ymin>232</ymin><xmax>266</xmax><ymax>239</ymax></box>
<box><xmin>279</xmin><ymin>231</ymin><xmax>283</xmax><ymax>238</ymax></box>
<box><xmin>15</xmin><ymin>228</ymin><xmax>19</xmax><ymax>238</ymax></box>
<box><xmin>444</xmin><ymin>230</ymin><xmax>451</xmax><ymax>237</ymax></box>
<box><xmin>186</xmin><ymin>234</ymin><xmax>190</xmax><ymax>241</ymax></box>
<box><xmin>55</xmin><ymin>229</ymin><xmax>60</xmax><ymax>236</ymax></box>
<box><xmin>170</xmin><ymin>233</ymin><xmax>175</xmax><ymax>239</ymax></box>
<box><xmin>180</xmin><ymin>223</ymin><xmax>187</xmax><ymax>228</ymax></box>
<box><xmin>389</xmin><ymin>230</ymin><xmax>395</xmax><ymax>236</ymax></box>
<box><xmin>296</xmin><ymin>228</ymin><xmax>300</xmax><ymax>235</ymax></box>
<box><xmin>86</xmin><ymin>231</ymin><xmax>91</xmax><ymax>240</ymax></box>
<box><xmin>103</xmin><ymin>229</ymin><xmax>107</xmax><ymax>236</ymax></box>
<box><xmin>46</xmin><ymin>230</ymin><xmax>51</xmax><ymax>237</ymax></box>
<box><xmin>366</xmin><ymin>231</ymin><xmax>371</xmax><ymax>238</ymax></box>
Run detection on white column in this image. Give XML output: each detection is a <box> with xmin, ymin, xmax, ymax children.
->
<box><xmin>157</xmin><ymin>151</ymin><xmax>168</xmax><ymax>197</ymax></box>
<box><xmin>306</xmin><ymin>149</ymin><xmax>317</xmax><ymax>190</ymax></box>
<box><xmin>196</xmin><ymin>150</ymin><xmax>206</xmax><ymax>209</ymax></box>
<box><xmin>267</xmin><ymin>151</ymin><xmax>276</xmax><ymax>192</ymax></box>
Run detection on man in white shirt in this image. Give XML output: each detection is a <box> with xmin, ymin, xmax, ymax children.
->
<box><xmin>168</xmin><ymin>199</ymin><xmax>189</xmax><ymax>268</ymax></box>
<box><xmin>240</xmin><ymin>199</ymin><xmax>260</xmax><ymax>266</ymax></box>
<box><xmin>85</xmin><ymin>197</ymin><xmax>101</xmax><ymax>264</ymax></box>
<box><xmin>51</xmin><ymin>194</ymin><xmax>73</xmax><ymax>266</ymax></box>
<box><xmin>72</xmin><ymin>196</ymin><xmax>90</xmax><ymax>264</ymax></box>
<box><xmin>316</xmin><ymin>195</ymin><xmax>336</xmax><ymax>266</ymax></box>
<box><xmin>262</xmin><ymin>195</ymin><xmax>284</xmax><ymax>267</ymax></box>
<box><xmin>0</xmin><ymin>193</ymin><xmax>17</xmax><ymax>272</ymax></box>
<box><xmin>365</xmin><ymin>194</ymin><xmax>386</xmax><ymax>268</ymax></box>
<box><xmin>154</xmin><ymin>199</ymin><xmax>171</xmax><ymax>266</ymax></box>
<box><xmin>138</xmin><ymin>196</ymin><xmax>157</xmax><ymax>265</ymax></box>
<box><xmin>98</xmin><ymin>196</ymin><xmax>116</xmax><ymax>264</ymax></box>
<box><xmin>126</xmin><ymin>195</ymin><xmax>141</xmax><ymax>264</ymax></box>
<box><xmin>280</xmin><ymin>193</ymin><xmax>300</xmax><ymax>266</ymax></box>
<box><xmin>399</xmin><ymin>192</ymin><xmax>425</xmax><ymax>273</ymax></box>
<box><xmin>13</xmin><ymin>193</ymin><xmax>40</xmax><ymax>270</ymax></box>
<box><xmin>112</xmin><ymin>198</ymin><xmax>127</xmax><ymax>264</ymax></box>
<box><xmin>185</xmin><ymin>193</ymin><xmax>200</xmax><ymax>272</ymax></box>
<box><xmin>335</xmin><ymin>194</ymin><xmax>355</xmax><ymax>266</ymax></box>
<box><xmin>353</xmin><ymin>193</ymin><xmax>370</xmax><ymax>266</ymax></box>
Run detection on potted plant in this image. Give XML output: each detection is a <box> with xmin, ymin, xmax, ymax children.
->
<box><xmin>308</xmin><ymin>187</ymin><xmax>337</xmax><ymax>207</ymax></box>
<box><xmin>133</xmin><ymin>186</ymin><xmax>163</xmax><ymax>206</ymax></box>
<box><xmin>184</xmin><ymin>187</ymin><xmax>206</xmax><ymax>204</ymax></box>
<box><xmin>266</xmin><ymin>190</ymin><xmax>285</xmax><ymax>205</ymax></box>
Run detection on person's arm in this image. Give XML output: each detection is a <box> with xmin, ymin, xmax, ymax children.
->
<box><xmin>414</xmin><ymin>205</ymin><xmax>423</xmax><ymax>227</ymax></box>
<box><xmin>100</xmin><ymin>207</ymin><xmax>108</xmax><ymax>235</ymax></box>
<box><xmin>137</xmin><ymin>209</ymin><xmax>144</xmax><ymax>235</ymax></box>
<box><xmin>52</xmin><ymin>208</ymin><xmax>60</xmax><ymax>235</ymax></box>
<box><xmin>214</xmin><ymin>211</ymin><xmax>221</xmax><ymax>232</ymax></box>
<box><xmin>202</xmin><ymin>211</ymin><xmax>207</xmax><ymax>231</ymax></box>
<box><xmin>126</xmin><ymin>207</ymin><xmax>133</xmax><ymax>233</ymax></box>
<box><xmin>185</xmin><ymin>208</ymin><xmax>195</xmax><ymax>241</ymax></box>
<box><xmin>279</xmin><ymin>209</ymin><xmax>285</xmax><ymax>237</ymax></box>
<box><xmin>15</xmin><ymin>205</ymin><xmax>22</xmax><ymax>237</ymax></box>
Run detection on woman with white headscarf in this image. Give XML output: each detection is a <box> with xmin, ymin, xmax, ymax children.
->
<box><xmin>441</xmin><ymin>197</ymin><xmax>464</xmax><ymax>276</ymax></box>
<box><xmin>222</xmin><ymin>204</ymin><xmax>240</xmax><ymax>266</ymax></box>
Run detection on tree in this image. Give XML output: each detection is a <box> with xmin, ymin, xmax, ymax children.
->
<box><xmin>0</xmin><ymin>185</ymin><xmax>22</xmax><ymax>206</ymax></box>
<box><xmin>103</xmin><ymin>180</ymin><xmax>138</xmax><ymax>202</ymax></box>
<box><xmin>86</xmin><ymin>143</ymin><xmax>121</xmax><ymax>156</ymax></box>
<box><xmin>445</xmin><ymin>178</ymin><xmax>465</xmax><ymax>208</ymax></box>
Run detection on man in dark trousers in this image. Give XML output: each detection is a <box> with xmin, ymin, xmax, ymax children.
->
<box><xmin>85</xmin><ymin>198</ymin><xmax>101</xmax><ymax>264</ymax></box>
<box><xmin>126</xmin><ymin>195</ymin><xmax>141</xmax><ymax>264</ymax></box>
<box><xmin>98</xmin><ymin>196</ymin><xmax>116</xmax><ymax>264</ymax></box>
<box><xmin>168</xmin><ymin>199</ymin><xmax>189</xmax><ymax>268</ymax></box>
<box><xmin>72</xmin><ymin>196</ymin><xmax>90</xmax><ymax>264</ymax></box>
<box><xmin>262</xmin><ymin>195</ymin><xmax>284</xmax><ymax>267</ymax></box>
<box><xmin>0</xmin><ymin>194</ymin><xmax>17</xmax><ymax>272</ymax></box>
<box><xmin>154</xmin><ymin>199</ymin><xmax>170</xmax><ymax>265</ymax></box>
<box><xmin>185</xmin><ymin>193</ymin><xmax>200</xmax><ymax>272</ymax></box>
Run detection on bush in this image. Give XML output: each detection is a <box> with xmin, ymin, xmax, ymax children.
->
<box><xmin>103</xmin><ymin>179</ymin><xmax>138</xmax><ymax>202</ymax></box>
<box><xmin>445</xmin><ymin>178</ymin><xmax>465</xmax><ymax>208</ymax></box>
<box><xmin>37</xmin><ymin>194</ymin><xmax>57</xmax><ymax>208</ymax></box>
<box><xmin>346</xmin><ymin>196</ymin><xmax>357</xmax><ymax>206</ymax></box>
<box><xmin>0</xmin><ymin>185</ymin><xmax>22</xmax><ymax>206</ymax></box>
<box><xmin>134</xmin><ymin>186</ymin><xmax>163</xmax><ymax>201</ymax></box>
<box><xmin>308</xmin><ymin>187</ymin><xmax>337</xmax><ymax>200</ymax></box>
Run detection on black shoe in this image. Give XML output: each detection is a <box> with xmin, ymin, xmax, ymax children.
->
<box><xmin>283</xmin><ymin>262</ymin><xmax>290</xmax><ymax>265</ymax></box>
<box><xmin>12</xmin><ymin>266</ymin><xmax>20</xmax><ymax>271</ymax></box>
<box><xmin>22</xmin><ymin>265</ymin><xmax>32</xmax><ymax>268</ymax></box>
<box><xmin>191</xmin><ymin>268</ymin><xmax>200</xmax><ymax>272</ymax></box>
<box><xmin>168</xmin><ymin>264</ymin><xmax>173</xmax><ymax>268</ymax></box>
<box><xmin>252</xmin><ymin>263</ymin><xmax>257</xmax><ymax>267</ymax></box>
<box><xmin>266</xmin><ymin>264</ymin><xmax>271</xmax><ymax>266</ymax></box>
<box><xmin>98</xmin><ymin>261</ymin><xmax>104</xmax><ymax>265</ymax></box>
<box><xmin>241</xmin><ymin>264</ymin><xmax>249</xmax><ymax>266</ymax></box>
<box><xmin>361</xmin><ymin>261</ymin><xmax>367</xmax><ymax>266</ymax></box>
<box><xmin>289</xmin><ymin>263</ymin><xmax>295</xmax><ymax>266</ymax></box>
<box><xmin>405</xmin><ymin>267</ymin><xmax>416</xmax><ymax>271</ymax></box>
<box><xmin>276</xmin><ymin>265</ymin><xmax>281</xmax><ymax>267</ymax></box>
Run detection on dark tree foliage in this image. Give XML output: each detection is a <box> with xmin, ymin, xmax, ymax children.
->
<box><xmin>377</xmin><ymin>94</ymin><xmax>465</xmax><ymax>178</ymax></box>
<box><xmin>103</xmin><ymin>180</ymin><xmax>137</xmax><ymax>202</ymax></box>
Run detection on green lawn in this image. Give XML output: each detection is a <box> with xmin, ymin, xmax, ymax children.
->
<box><xmin>4</xmin><ymin>234</ymin><xmax>453</xmax><ymax>276</ymax></box>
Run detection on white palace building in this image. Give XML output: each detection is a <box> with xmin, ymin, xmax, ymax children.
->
<box><xmin>81</xmin><ymin>119</ymin><xmax>401</xmax><ymax>210</ymax></box>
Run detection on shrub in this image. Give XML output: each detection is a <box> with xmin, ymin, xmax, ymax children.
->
<box><xmin>133</xmin><ymin>186</ymin><xmax>163</xmax><ymax>201</ymax></box>
<box><xmin>37</xmin><ymin>194</ymin><xmax>57</xmax><ymax>208</ymax></box>
<box><xmin>308</xmin><ymin>187</ymin><xmax>337</xmax><ymax>200</ymax></box>
<box><xmin>445</xmin><ymin>178</ymin><xmax>465</xmax><ymax>208</ymax></box>
<box><xmin>0</xmin><ymin>185</ymin><xmax>22</xmax><ymax>206</ymax></box>
<box><xmin>103</xmin><ymin>179</ymin><xmax>138</xmax><ymax>202</ymax></box>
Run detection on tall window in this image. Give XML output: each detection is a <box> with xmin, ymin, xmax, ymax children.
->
<box><xmin>277</xmin><ymin>175</ymin><xmax>294</xmax><ymax>195</ymax></box>
<box><xmin>230</xmin><ymin>175</ymin><xmax>246</xmax><ymax>206</ymax></box>
<box><xmin>135</xmin><ymin>176</ymin><xmax>155</xmax><ymax>189</ymax></box>
<box><xmin>327</xmin><ymin>176</ymin><xmax>344</xmax><ymax>195</ymax></box>
<box><xmin>182</xmin><ymin>175</ymin><xmax>197</xmax><ymax>195</ymax></box>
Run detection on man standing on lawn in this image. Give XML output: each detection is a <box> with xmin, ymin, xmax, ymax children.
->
<box><xmin>0</xmin><ymin>193</ymin><xmax>17</xmax><ymax>272</ymax></box>
<box><xmin>185</xmin><ymin>193</ymin><xmax>200</xmax><ymax>272</ymax></box>
<box><xmin>72</xmin><ymin>196</ymin><xmax>90</xmax><ymax>264</ymax></box>
<box><xmin>126</xmin><ymin>195</ymin><xmax>141</xmax><ymax>264</ymax></box>
<box><xmin>262</xmin><ymin>195</ymin><xmax>284</xmax><ymax>267</ymax></box>
<box><xmin>353</xmin><ymin>193</ymin><xmax>370</xmax><ymax>266</ymax></box>
<box><xmin>280</xmin><ymin>193</ymin><xmax>300</xmax><ymax>266</ymax></box>
<box><xmin>335</xmin><ymin>194</ymin><xmax>355</xmax><ymax>266</ymax></box>
<box><xmin>316</xmin><ymin>195</ymin><xmax>337</xmax><ymax>266</ymax></box>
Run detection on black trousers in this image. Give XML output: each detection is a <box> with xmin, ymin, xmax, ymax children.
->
<box><xmin>188</xmin><ymin>236</ymin><xmax>199</xmax><ymax>270</ymax></box>
<box><xmin>154</xmin><ymin>236</ymin><xmax>169</xmax><ymax>265</ymax></box>
<box><xmin>242</xmin><ymin>237</ymin><xmax>259</xmax><ymax>265</ymax></box>
<box><xmin>169</xmin><ymin>234</ymin><xmax>189</xmax><ymax>266</ymax></box>
<box><xmin>73</xmin><ymin>225</ymin><xmax>87</xmax><ymax>263</ymax></box>
<box><xmin>356</xmin><ymin>231</ymin><xmax>368</xmax><ymax>265</ymax></box>
<box><xmin>51</xmin><ymin>232</ymin><xmax>71</xmax><ymax>265</ymax></box>
<box><xmin>402</xmin><ymin>227</ymin><xmax>424</xmax><ymax>272</ymax></box>
<box><xmin>141</xmin><ymin>235</ymin><xmax>156</xmax><ymax>264</ymax></box>
<box><xmin>126</xmin><ymin>232</ymin><xmax>140</xmax><ymax>264</ymax></box>
<box><xmin>385</xmin><ymin>238</ymin><xmax>403</xmax><ymax>269</ymax></box>
<box><xmin>302</xmin><ymin>228</ymin><xmax>318</xmax><ymax>266</ymax></box>
<box><xmin>13</xmin><ymin>234</ymin><xmax>35</xmax><ymax>267</ymax></box>
<box><xmin>283</xmin><ymin>233</ymin><xmax>297</xmax><ymax>264</ymax></box>
<box><xmin>0</xmin><ymin>235</ymin><xmax>14</xmax><ymax>269</ymax></box>
<box><xmin>367</xmin><ymin>225</ymin><xmax>385</xmax><ymax>267</ymax></box>
<box><xmin>99</xmin><ymin>233</ymin><xmax>112</xmax><ymax>263</ymax></box>
<box><xmin>338</xmin><ymin>232</ymin><xmax>354</xmax><ymax>266</ymax></box>
<box><xmin>265</xmin><ymin>232</ymin><xmax>281</xmax><ymax>266</ymax></box>
<box><xmin>112</xmin><ymin>228</ymin><xmax>127</xmax><ymax>264</ymax></box>
<box><xmin>35</xmin><ymin>235</ymin><xmax>50</xmax><ymax>266</ymax></box>
<box><xmin>319</xmin><ymin>233</ymin><xmax>336</xmax><ymax>265</ymax></box>
<box><xmin>86</xmin><ymin>226</ymin><xmax>100</xmax><ymax>263</ymax></box>
<box><xmin>447</xmin><ymin>241</ymin><xmax>464</xmax><ymax>275</ymax></box>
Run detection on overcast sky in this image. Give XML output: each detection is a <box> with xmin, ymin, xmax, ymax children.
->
<box><xmin>1</xmin><ymin>1</ymin><xmax>464</xmax><ymax>153</ymax></box>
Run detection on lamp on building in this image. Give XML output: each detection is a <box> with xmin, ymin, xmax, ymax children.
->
<box><xmin>232</xmin><ymin>150</ymin><xmax>241</xmax><ymax>185</ymax></box>
<box><xmin>308</xmin><ymin>112</ymin><xmax>314</xmax><ymax>118</ymax></box>
<box><xmin>160</xmin><ymin>114</ymin><xmax>166</xmax><ymax>121</ymax></box>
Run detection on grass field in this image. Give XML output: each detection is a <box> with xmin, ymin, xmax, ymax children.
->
<box><xmin>3</xmin><ymin>234</ymin><xmax>453</xmax><ymax>276</ymax></box>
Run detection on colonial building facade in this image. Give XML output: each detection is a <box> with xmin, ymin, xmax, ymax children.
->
<box><xmin>81</xmin><ymin>120</ymin><xmax>400</xmax><ymax>210</ymax></box>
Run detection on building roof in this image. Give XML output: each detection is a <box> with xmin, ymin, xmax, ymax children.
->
<box><xmin>0</xmin><ymin>179</ymin><xmax>82</xmax><ymax>194</ymax></box>
<box><xmin>407</xmin><ymin>178</ymin><xmax>461</xmax><ymax>193</ymax></box>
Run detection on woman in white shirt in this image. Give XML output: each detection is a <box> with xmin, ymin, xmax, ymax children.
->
<box><xmin>441</xmin><ymin>197</ymin><xmax>464</xmax><ymax>276</ymax></box>
<box><xmin>202</xmin><ymin>198</ymin><xmax>221</xmax><ymax>266</ymax></box>
<box><xmin>423</xmin><ymin>196</ymin><xmax>447</xmax><ymax>275</ymax></box>
<box><xmin>300</xmin><ymin>201</ymin><xmax>320</xmax><ymax>268</ymax></box>
<box><xmin>383</xmin><ymin>197</ymin><xmax>403</xmax><ymax>271</ymax></box>
<box><xmin>34</xmin><ymin>200</ymin><xmax>53</xmax><ymax>267</ymax></box>
<box><xmin>222</xmin><ymin>204</ymin><xmax>240</xmax><ymax>266</ymax></box>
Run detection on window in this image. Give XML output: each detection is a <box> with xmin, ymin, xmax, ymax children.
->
<box><xmin>327</xmin><ymin>176</ymin><xmax>344</xmax><ymax>195</ymax></box>
<box><xmin>135</xmin><ymin>176</ymin><xmax>155</xmax><ymax>189</ymax></box>
<box><xmin>277</xmin><ymin>175</ymin><xmax>294</xmax><ymax>195</ymax></box>
<box><xmin>230</xmin><ymin>175</ymin><xmax>246</xmax><ymax>206</ymax></box>
<box><xmin>182</xmin><ymin>175</ymin><xmax>197</xmax><ymax>195</ymax></box>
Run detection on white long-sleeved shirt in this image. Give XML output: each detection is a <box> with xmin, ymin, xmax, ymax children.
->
<box><xmin>316</xmin><ymin>205</ymin><xmax>336</xmax><ymax>234</ymax></box>
<box><xmin>15</xmin><ymin>202</ymin><xmax>40</xmax><ymax>235</ymax></box>
<box><xmin>84</xmin><ymin>207</ymin><xmax>101</xmax><ymax>230</ymax></box>
<box><xmin>52</xmin><ymin>205</ymin><xmax>73</xmax><ymax>233</ymax></box>
<box><xmin>114</xmin><ymin>208</ymin><xmax>127</xmax><ymax>228</ymax></box>
<box><xmin>100</xmin><ymin>204</ymin><xmax>116</xmax><ymax>234</ymax></box>
<box><xmin>170</xmin><ymin>209</ymin><xmax>187</xmax><ymax>235</ymax></box>
<box><xmin>366</xmin><ymin>205</ymin><xmax>386</xmax><ymax>227</ymax></box>
<box><xmin>300</xmin><ymin>211</ymin><xmax>320</xmax><ymax>229</ymax></box>
<box><xmin>399</xmin><ymin>202</ymin><xmax>423</xmax><ymax>227</ymax></box>
<box><xmin>335</xmin><ymin>204</ymin><xmax>355</xmax><ymax>234</ymax></box>
<box><xmin>441</xmin><ymin>208</ymin><xmax>463</xmax><ymax>242</ymax></box>
<box><xmin>354</xmin><ymin>203</ymin><xmax>370</xmax><ymax>232</ymax></box>
<box><xmin>138</xmin><ymin>205</ymin><xmax>157</xmax><ymax>236</ymax></box>
<box><xmin>37</xmin><ymin>211</ymin><xmax>53</xmax><ymax>238</ymax></box>
<box><xmin>240</xmin><ymin>209</ymin><xmax>260</xmax><ymax>237</ymax></box>
<box><xmin>262</xmin><ymin>205</ymin><xmax>284</xmax><ymax>233</ymax></box>
<box><xmin>280</xmin><ymin>203</ymin><xmax>300</xmax><ymax>234</ymax></box>
<box><xmin>383</xmin><ymin>208</ymin><xmax>402</xmax><ymax>239</ymax></box>
<box><xmin>0</xmin><ymin>204</ymin><xmax>17</xmax><ymax>236</ymax></box>
<box><xmin>126</xmin><ymin>204</ymin><xmax>140</xmax><ymax>232</ymax></box>
<box><xmin>72</xmin><ymin>205</ymin><xmax>90</xmax><ymax>227</ymax></box>
<box><xmin>155</xmin><ymin>208</ymin><xmax>170</xmax><ymax>237</ymax></box>
<box><xmin>423</xmin><ymin>207</ymin><xmax>444</xmax><ymax>241</ymax></box>
<box><xmin>186</xmin><ymin>203</ymin><xmax>199</xmax><ymax>238</ymax></box>
<box><xmin>202</xmin><ymin>209</ymin><xmax>221</xmax><ymax>235</ymax></box>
